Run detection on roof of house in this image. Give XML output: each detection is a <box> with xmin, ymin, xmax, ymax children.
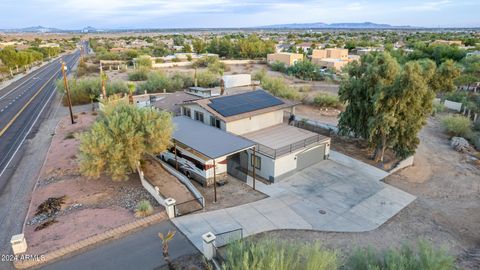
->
<box><xmin>183</xmin><ymin>89</ymin><xmax>298</xmax><ymax>122</ymax></box>
<box><xmin>242</xmin><ymin>124</ymin><xmax>330</xmax><ymax>150</ymax></box>
<box><xmin>172</xmin><ymin>116</ymin><xmax>255</xmax><ymax>159</ymax></box>
<box><xmin>154</xmin><ymin>91</ymin><xmax>200</xmax><ymax>115</ymax></box>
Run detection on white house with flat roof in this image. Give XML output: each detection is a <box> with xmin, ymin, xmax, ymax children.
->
<box><xmin>172</xmin><ymin>90</ymin><xmax>331</xmax><ymax>183</ymax></box>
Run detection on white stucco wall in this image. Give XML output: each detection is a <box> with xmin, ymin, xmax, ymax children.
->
<box><xmin>181</xmin><ymin>104</ymin><xmax>227</xmax><ymax>130</ymax></box>
<box><xmin>245</xmin><ymin>150</ymin><xmax>276</xmax><ymax>181</ymax></box>
<box><xmin>226</xmin><ymin>110</ymin><xmax>284</xmax><ymax>135</ymax></box>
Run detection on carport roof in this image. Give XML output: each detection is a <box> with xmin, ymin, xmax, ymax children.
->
<box><xmin>172</xmin><ymin>116</ymin><xmax>255</xmax><ymax>159</ymax></box>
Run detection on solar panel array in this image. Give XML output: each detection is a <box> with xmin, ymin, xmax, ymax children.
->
<box><xmin>208</xmin><ymin>90</ymin><xmax>285</xmax><ymax>117</ymax></box>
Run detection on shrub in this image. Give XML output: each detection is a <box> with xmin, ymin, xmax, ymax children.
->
<box><xmin>444</xmin><ymin>91</ymin><xmax>467</xmax><ymax>103</ymax></box>
<box><xmin>106</xmin><ymin>80</ymin><xmax>129</xmax><ymax>96</ymax></box>
<box><xmin>286</xmin><ymin>60</ymin><xmax>325</xmax><ymax>81</ymax></box>
<box><xmin>223</xmin><ymin>239</ymin><xmax>338</xmax><ymax>270</ymax></box>
<box><xmin>128</xmin><ymin>68</ymin><xmax>149</xmax><ymax>81</ymax></box>
<box><xmin>252</xmin><ymin>69</ymin><xmax>267</xmax><ymax>81</ymax></box>
<box><xmin>313</xmin><ymin>93</ymin><xmax>343</xmax><ymax>109</ymax></box>
<box><xmin>345</xmin><ymin>241</ymin><xmax>454</xmax><ymax>270</ymax></box>
<box><xmin>432</xmin><ymin>102</ymin><xmax>445</xmax><ymax>116</ymax></box>
<box><xmin>138</xmin><ymin>72</ymin><xmax>170</xmax><ymax>93</ymax></box>
<box><xmin>197</xmin><ymin>71</ymin><xmax>220</xmax><ymax>88</ymax></box>
<box><xmin>135</xmin><ymin>200</ymin><xmax>153</xmax><ymax>217</ymax></box>
<box><xmin>136</xmin><ymin>55</ymin><xmax>152</xmax><ymax>68</ymax></box>
<box><xmin>441</xmin><ymin>114</ymin><xmax>472</xmax><ymax>138</ymax></box>
<box><xmin>56</xmin><ymin>77</ymin><xmax>101</xmax><ymax>106</ymax></box>
<box><xmin>269</xmin><ymin>61</ymin><xmax>287</xmax><ymax>73</ymax></box>
<box><xmin>138</xmin><ymin>72</ymin><xmax>194</xmax><ymax>93</ymax></box>
<box><xmin>260</xmin><ymin>76</ymin><xmax>303</xmax><ymax>100</ymax></box>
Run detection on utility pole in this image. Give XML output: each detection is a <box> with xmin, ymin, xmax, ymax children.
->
<box><xmin>100</xmin><ymin>67</ymin><xmax>107</xmax><ymax>99</ymax></box>
<box><xmin>61</xmin><ymin>62</ymin><xmax>75</xmax><ymax>124</ymax></box>
<box><xmin>213</xmin><ymin>160</ymin><xmax>217</xmax><ymax>203</ymax></box>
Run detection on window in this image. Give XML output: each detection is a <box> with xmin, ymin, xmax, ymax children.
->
<box><xmin>183</xmin><ymin>107</ymin><xmax>191</xmax><ymax>117</ymax></box>
<box><xmin>251</xmin><ymin>154</ymin><xmax>261</xmax><ymax>170</ymax></box>
<box><xmin>194</xmin><ymin>111</ymin><xmax>204</xmax><ymax>122</ymax></box>
<box><xmin>210</xmin><ymin>116</ymin><xmax>221</xmax><ymax>129</ymax></box>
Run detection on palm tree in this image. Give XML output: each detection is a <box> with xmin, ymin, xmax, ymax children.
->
<box><xmin>158</xmin><ymin>230</ymin><xmax>176</xmax><ymax>269</ymax></box>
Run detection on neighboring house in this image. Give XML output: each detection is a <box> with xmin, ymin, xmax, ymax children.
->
<box><xmin>174</xmin><ymin>90</ymin><xmax>331</xmax><ymax>183</ymax></box>
<box><xmin>267</xmin><ymin>52</ymin><xmax>304</xmax><ymax>67</ymax></box>
<box><xmin>311</xmin><ymin>48</ymin><xmax>357</xmax><ymax>72</ymax></box>
<box><xmin>312</xmin><ymin>48</ymin><xmax>348</xmax><ymax>60</ymax></box>
<box><xmin>295</xmin><ymin>42</ymin><xmax>314</xmax><ymax>52</ymax></box>
<box><xmin>313</xmin><ymin>58</ymin><xmax>349</xmax><ymax>72</ymax></box>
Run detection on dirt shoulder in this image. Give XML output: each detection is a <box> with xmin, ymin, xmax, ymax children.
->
<box><xmin>256</xmin><ymin>116</ymin><xmax>480</xmax><ymax>269</ymax></box>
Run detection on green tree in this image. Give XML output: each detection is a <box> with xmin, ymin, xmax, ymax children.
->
<box><xmin>192</xmin><ymin>38</ymin><xmax>207</xmax><ymax>54</ymax></box>
<box><xmin>338</xmin><ymin>52</ymin><xmax>460</xmax><ymax>163</ymax></box>
<box><xmin>78</xmin><ymin>102</ymin><xmax>173</xmax><ymax>180</ymax></box>
<box><xmin>136</xmin><ymin>55</ymin><xmax>152</xmax><ymax>69</ymax></box>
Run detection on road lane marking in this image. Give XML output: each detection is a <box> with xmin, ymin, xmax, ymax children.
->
<box><xmin>0</xmin><ymin>68</ymin><xmax>61</xmax><ymax>137</ymax></box>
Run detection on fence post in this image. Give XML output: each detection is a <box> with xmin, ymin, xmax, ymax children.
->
<box><xmin>164</xmin><ymin>198</ymin><xmax>176</xmax><ymax>219</ymax></box>
<box><xmin>10</xmin><ymin>234</ymin><xmax>27</xmax><ymax>255</ymax></box>
<box><xmin>202</xmin><ymin>232</ymin><xmax>216</xmax><ymax>261</ymax></box>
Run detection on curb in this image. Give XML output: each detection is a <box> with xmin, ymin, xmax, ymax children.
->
<box><xmin>13</xmin><ymin>212</ymin><xmax>167</xmax><ymax>269</ymax></box>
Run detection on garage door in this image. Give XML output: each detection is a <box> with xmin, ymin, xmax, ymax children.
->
<box><xmin>296</xmin><ymin>144</ymin><xmax>326</xmax><ymax>171</ymax></box>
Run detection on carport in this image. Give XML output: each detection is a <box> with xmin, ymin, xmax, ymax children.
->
<box><xmin>171</xmin><ymin>116</ymin><xmax>259</xmax><ymax>202</ymax></box>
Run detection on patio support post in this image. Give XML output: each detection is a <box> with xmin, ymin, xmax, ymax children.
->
<box><xmin>252</xmin><ymin>147</ymin><xmax>256</xmax><ymax>190</ymax></box>
<box><xmin>213</xmin><ymin>159</ymin><xmax>217</xmax><ymax>203</ymax></box>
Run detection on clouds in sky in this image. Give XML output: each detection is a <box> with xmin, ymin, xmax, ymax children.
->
<box><xmin>1</xmin><ymin>0</ymin><xmax>478</xmax><ymax>28</ymax></box>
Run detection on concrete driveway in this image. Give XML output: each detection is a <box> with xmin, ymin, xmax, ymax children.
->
<box><xmin>173</xmin><ymin>153</ymin><xmax>415</xmax><ymax>251</ymax></box>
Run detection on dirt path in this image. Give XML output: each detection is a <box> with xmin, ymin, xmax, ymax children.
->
<box><xmin>141</xmin><ymin>156</ymin><xmax>202</xmax><ymax>214</ymax></box>
<box><xmin>256</xmin><ymin>116</ymin><xmax>480</xmax><ymax>269</ymax></box>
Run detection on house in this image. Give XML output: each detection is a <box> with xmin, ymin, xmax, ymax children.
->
<box><xmin>295</xmin><ymin>42</ymin><xmax>314</xmax><ymax>52</ymax></box>
<box><xmin>312</xmin><ymin>58</ymin><xmax>349</xmax><ymax>72</ymax></box>
<box><xmin>312</xmin><ymin>48</ymin><xmax>348</xmax><ymax>60</ymax></box>
<box><xmin>173</xmin><ymin>90</ymin><xmax>331</xmax><ymax>184</ymax></box>
<box><xmin>267</xmin><ymin>53</ymin><xmax>304</xmax><ymax>67</ymax></box>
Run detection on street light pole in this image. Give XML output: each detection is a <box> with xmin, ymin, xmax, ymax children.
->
<box><xmin>61</xmin><ymin>62</ymin><xmax>75</xmax><ymax>124</ymax></box>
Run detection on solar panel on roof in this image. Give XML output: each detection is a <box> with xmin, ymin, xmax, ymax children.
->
<box><xmin>208</xmin><ymin>90</ymin><xmax>285</xmax><ymax>117</ymax></box>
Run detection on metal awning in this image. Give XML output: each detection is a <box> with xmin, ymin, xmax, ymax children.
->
<box><xmin>172</xmin><ymin>116</ymin><xmax>255</xmax><ymax>159</ymax></box>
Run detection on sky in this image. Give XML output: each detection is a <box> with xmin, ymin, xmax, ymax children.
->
<box><xmin>1</xmin><ymin>0</ymin><xmax>479</xmax><ymax>29</ymax></box>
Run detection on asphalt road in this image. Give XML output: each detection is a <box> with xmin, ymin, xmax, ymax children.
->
<box><xmin>40</xmin><ymin>220</ymin><xmax>199</xmax><ymax>270</ymax></box>
<box><xmin>0</xmin><ymin>50</ymin><xmax>80</xmax><ymax>191</ymax></box>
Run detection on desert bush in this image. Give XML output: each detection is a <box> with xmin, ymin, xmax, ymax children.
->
<box><xmin>441</xmin><ymin>114</ymin><xmax>473</xmax><ymax>138</ymax></box>
<box><xmin>269</xmin><ymin>60</ymin><xmax>287</xmax><ymax>73</ymax></box>
<box><xmin>223</xmin><ymin>239</ymin><xmax>338</xmax><ymax>270</ymax></box>
<box><xmin>444</xmin><ymin>91</ymin><xmax>468</xmax><ymax>103</ymax></box>
<box><xmin>138</xmin><ymin>72</ymin><xmax>194</xmax><ymax>93</ymax></box>
<box><xmin>193</xmin><ymin>56</ymin><xmax>220</xmax><ymax>68</ymax></box>
<box><xmin>313</xmin><ymin>93</ymin><xmax>343</xmax><ymax>109</ymax></box>
<box><xmin>345</xmin><ymin>240</ymin><xmax>454</xmax><ymax>270</ymax></box>
<box><xmin>260</xmin><ymin>76</ymin><xmax>302</xmax><ymax>100</ymax></box>
<box><xmin>136</xmin><ymin>55</ymin><xmax>152</xmax><ymax>68</ymax></box>
<box><xmin>252</xmin><ymin>69</ymin><xmax>267</xmax><ymax>81</ymax></box>
<box><xmin>138</xmin><ymin>72</ymin><xmax>170</xmax><ymax>93</ymax></box>
<box><xmin>432</xmin><ymin>102</ymin><xmax>445</xmax><ymax>116</ymax></box>
<box><xmin>56</xmin><ymin>77</ymin><xmax>101</xmax><ymax>106</ymax></box>
<box><xmin>135</xmin><ymin>200</ymin><xmax>153</xmax><ymax>218</ymax></box>
<box><xmin>197</xmin><ymin>71</ymin><xmax>220</xmax><ymax>88</ymax></box>
<box><xmin>128</xmin><ymin>68</ymin><xmax>149</xmax><ymax>81</ymax></box>
<box><xmin>106</xmin><ymin>80</ymin><xmax>129</xmax><ymax>96</ymax></box>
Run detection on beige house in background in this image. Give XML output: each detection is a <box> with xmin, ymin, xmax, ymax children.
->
<box><xmin>313</xmin><ymin>58</ymin><xmax>349</xmax><ymax>71</ymax></box>
<box><xmin>312</xmin><ymin>48</ymin><xmax>348</xmax><ymax>60</ymax></box>
<box><xmin>267</xmin><ymin>52</ymin><xmax>303</xmax><ymax>67</ymax></box>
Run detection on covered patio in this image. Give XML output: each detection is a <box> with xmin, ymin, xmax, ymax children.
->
<box><xmin>171</xmin><ymin>116</ymin><xmax>261</xmax><ymax>202</ymax></box>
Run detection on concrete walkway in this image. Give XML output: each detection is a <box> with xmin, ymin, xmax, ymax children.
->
<box><xmin>173</xmin><ymin>153</ymin><xmax>415</xmax><ymax>251</ymax></box>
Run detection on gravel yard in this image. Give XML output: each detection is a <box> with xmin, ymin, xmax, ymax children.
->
<box><xmin>24</xmin><ymin>112</ymin><xmax>163</xmax><ymax>255</ymax></box>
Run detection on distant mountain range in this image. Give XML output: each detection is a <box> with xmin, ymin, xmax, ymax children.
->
<box><xmin>260</xmin><ymin>22</ymin><xmax>414</xmax><ymax>29</ymax></box>
<box><xmin>0</xmin><ymin>25</ymin><xmax>100</xmax><ymax>33</ymax></box>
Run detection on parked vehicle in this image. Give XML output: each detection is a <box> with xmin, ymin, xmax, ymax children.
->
<box><xmin>158</xmin><ymin>148</ymin><xmax>207</xmax><ymax>184</ymax></box>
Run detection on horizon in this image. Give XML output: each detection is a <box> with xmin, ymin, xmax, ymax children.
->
<box><xmin>1</xmin><ymin>0</ymin><xmax>479</xmax><ymax>29</ymax></box>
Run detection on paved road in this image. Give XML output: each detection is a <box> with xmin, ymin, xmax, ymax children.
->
<box><xmin>0</xmin><ymin>50</ymin><xmax>79</xmax><ymax>191</ymax></box>
<box><xmin>0</xmin><ymin>49</ymin><xmax>81</xmax><ymax>270</ymax></box>
<box><xmin>40</xmin><ymin>220</ymin><xmax>199</xmax><ymax>270</ymax></box>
